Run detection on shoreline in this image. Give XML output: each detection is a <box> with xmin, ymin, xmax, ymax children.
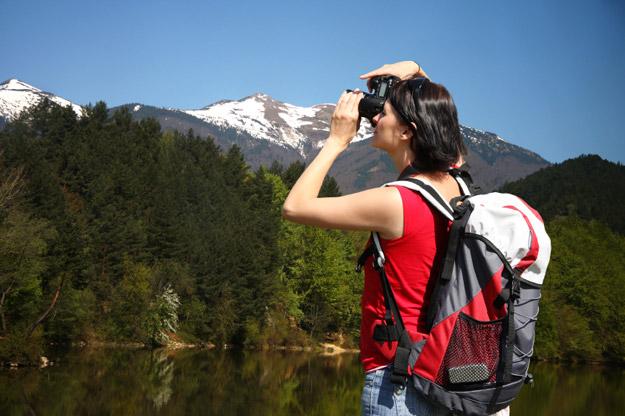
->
<box><xmin>0</xmin><ymin>340</ymin><xmax>359</xmax><ymax>368</ymax></box>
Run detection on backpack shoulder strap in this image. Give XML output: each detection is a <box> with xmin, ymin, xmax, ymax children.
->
<box><xmin>385</xmin><ymin>164</ymin><xmax>478</xmax><ymax>219</ymax></box>
<box><xmin>452</xmin><ymin>174</ymin><xmax>471</xmax><ymax>196</ymax></box>
<box><xmin>384</xmin><ymin>178</ymin><xmax>455</xmax><ymax>221</ymax></box>
<box><xmin>448</xmin><ymin>166</ymin><xmax>480</xmax><ymax>195</ymax></box>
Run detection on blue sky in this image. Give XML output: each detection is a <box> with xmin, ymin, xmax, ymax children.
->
<box><xmin>2</xmin><ymin>0</ymin><xmax>624</xmax><ymax>164</ymax></box>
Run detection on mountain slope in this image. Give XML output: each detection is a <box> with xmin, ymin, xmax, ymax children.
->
<box><xmin>499</xmin><ymin>154</ymin><xmax>625</xmax><ymax>234</ymax></box>
<box><xmin>309</xmin><ymin>124</ymin><xmax>549</xmax><ymax>194</ymax></box>
<box><xmin>113</xmin><ymin>103</ymin><xmax>305</xmax><ymax>168</ymax></box>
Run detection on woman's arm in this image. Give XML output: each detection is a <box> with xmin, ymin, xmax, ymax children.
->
<box><xmin>360</xmin><ymin>61</ymin><xmax>429</xmax><ymax>91</ymax></box>
<box><xmin>281</xmin><ymin>91</ymin><xmax>402</xmax><ymax>234</ymax></box>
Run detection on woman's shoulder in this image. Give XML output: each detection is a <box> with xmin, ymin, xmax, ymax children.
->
<box><xmin>372</xmin><ymin>185</ymin><xmax>404</xmax><ymax>213</ymax></box>
<box><xmin>386</xmin><ymin>184</ymin><xmax>448</xmax><ymax>226</ymax></box>
<box><xmin>386</xmin><ymin>184</ymin><xmax>431</xmax><ymax>210</ymax></box>
<box><xmin>375</xmin><ymin>185</ymin><xmax>436</xmax><ymax>241</ymax></box>
<box><xmin>352</xmin><ymin>185</ymin><xmax>403</xmax><ymax>206</ymax></box>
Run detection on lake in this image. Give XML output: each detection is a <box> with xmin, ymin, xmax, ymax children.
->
<box><xmin>1</xmin><ymin>348</ymin><xmax>623</xmax><ymax>415</ymax></box>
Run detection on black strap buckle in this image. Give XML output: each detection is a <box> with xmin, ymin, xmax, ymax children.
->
<box><xmin>391</xmin><ymin>345</ymin><xmax>411</xmax><ymax>385</ymax></box>
<box><xmin>390</xmin><ymin>372</ymin><xmax>407</xmax><ymax>386</ymax></box>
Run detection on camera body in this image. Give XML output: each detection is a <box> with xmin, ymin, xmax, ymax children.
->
<box><xmin>358</xmin><ymin>76</ymin><xmax>399</xmax><ymax>121</ymax></box>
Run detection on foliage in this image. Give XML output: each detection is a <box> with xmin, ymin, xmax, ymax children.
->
<box><xmin>1</xmin><ymin>99</ymin><xmax>623</xmax><ymax>366</ymax></box>
<box><xmin>500</xmin><ymin>154</ymin><xmax>625</xmax><ymax>235</ymax></box>
<box><xmin>0</xmin><ymin>205</ymin><xmax>53</xmax><ymax>337</ymax></box>
<box><xmin>0</xmin><ymin>98</ymin><xmax>360</xmax><ymax>359</ymax></box>
<box><xmin>534</xmin><ymin>216</ymin><xmax>625</xmax><ymax>363</ymax></box>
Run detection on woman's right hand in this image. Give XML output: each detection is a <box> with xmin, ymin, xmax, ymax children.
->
<box><xmin>360</xmin><ymin>61</ymin><xmax>429</xmax><ymax>91</ymax></box>
<box><xmin>326</xmin><ymin>90</ymin><xmax>363</xmax><ymax>149</ymax></box>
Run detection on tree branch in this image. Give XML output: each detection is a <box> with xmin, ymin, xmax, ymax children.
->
<box><xmin>0</xmin><ymin>279</ymin><xmax>15</xmax><ymax>334</ymax></box>
<box><xmin>0</xmin><ymin>163</ymin><xmax>25</xmax><ymax>211</ymax></box>
<box><xmin>26</xmin><ymin>274</ymin><xmax>66</xmax><ymax>338</ymax></box>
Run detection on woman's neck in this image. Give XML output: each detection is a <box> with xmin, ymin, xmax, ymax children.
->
<box><xmin>390</xmin><ymin>146</ymin><xmax>415</xmax><ymax>174</ymax></box>
<box><xmin>390</xmin><ymin>146</ymin><xmax>449</xmax><ymax>182</ymax></box>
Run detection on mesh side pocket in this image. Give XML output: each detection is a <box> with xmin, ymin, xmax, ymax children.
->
<box><xmin>435</xmin><ymin>313</ymin><xmax>505</xmax><ymax>387</ymax></box>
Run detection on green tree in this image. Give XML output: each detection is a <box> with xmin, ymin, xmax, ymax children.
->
<box><xmin>145</xmin><ymin>284</ymin><xmax>181</xmax><ymax>346</ymax></box>
<box><xmin>535</xmin><ymin>216</ymin><xmax>625</xmax><ymax>362</ymax></box>
<box><xmin>109</xmin><ymin>259</ymin><xmax>153</xmax><ymax>341</ymax></box>
<box><xmin>0</xmin><ymin>208</ymin><xmax>52</xmax><ymax>335</ymax></box>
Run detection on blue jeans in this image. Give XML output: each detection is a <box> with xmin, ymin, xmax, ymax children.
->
<box><xmin>361</xmin><ymin>367</ymin><xmax>449</xmax><ymax>416</ymax></box>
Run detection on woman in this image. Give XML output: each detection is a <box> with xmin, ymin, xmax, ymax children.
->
<box><xmin>282</xmin><ymin>61</ymin><xmax>508</xmax><ymax>416</ymax></box>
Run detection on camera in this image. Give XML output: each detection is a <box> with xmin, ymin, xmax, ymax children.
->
<box><xmin>348</xmin><ymin>76</ymin><xmax>399</xmax><ymax>122</ymax></box>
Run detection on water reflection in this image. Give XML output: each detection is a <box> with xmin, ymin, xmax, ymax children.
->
<box><xmin>1</xmin><ymin>349</ymin><xmax>623</xmax><ymax>415</ymax></box>
<box><xmin>514</xmin><ymin>361</ymin><xmax>625</xmax><ymax>415</ymax></box>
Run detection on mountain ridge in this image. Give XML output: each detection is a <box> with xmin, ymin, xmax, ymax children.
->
<box><xmin>499</xmin><ymin>154</ymin><xmax>625</xmax><ymax>234</ymax></box>
<box><xmin>0</xmin><ymin>78</ymin><xmax>550</xmax><ymax>191</ymax></box>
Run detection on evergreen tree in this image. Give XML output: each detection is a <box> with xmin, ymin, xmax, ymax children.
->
<box><xmin>500</xmin><ymin>154</ymin><xmax>625</xmax><ymax>235</ymax></box>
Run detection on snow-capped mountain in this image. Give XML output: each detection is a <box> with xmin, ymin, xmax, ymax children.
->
<box><xmin>0</xmin><ymin>79</ymin><xmax>83</xmax><ymax>125</ymax></box>
<box><xmin>176</xmin><ymin>96</ymin><xmax>548</xmax><ymax>190</ymax></box>
<box><xmin>183</xmin><ymin>93</ymin><xmax>372</xmax><ymax>158</ymax></box>
<box><xmin>0</xmin><ymin>79</ymin><xmax>549</xmax><ymax>191</ymax></box>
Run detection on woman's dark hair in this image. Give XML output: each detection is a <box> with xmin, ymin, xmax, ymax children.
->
<box><xmin>388</xmin><ymin>78</ymin><xmax>466</xmax><ymax>172</ymax></box>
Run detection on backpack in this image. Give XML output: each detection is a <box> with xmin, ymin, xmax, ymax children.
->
<box><xmin>356</xmin><ymin>166</ymin><xmax>551</xmax><ymax>415</ymax></box>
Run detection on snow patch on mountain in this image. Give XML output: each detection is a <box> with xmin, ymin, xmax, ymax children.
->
<box><xmin>0</xmin><ymin>78</ymin><xmax>83</xmax><ymax>121</ymax></box>
<box><xmin>184</xmin><ymin>94</ymin><xmax>372</xmax><ymax>157</ymax></box>
<box><xmin>277</xmin><ymin>102</ymin><xmax>316</xmax><ymax>129</ymax></box>
<box><xmin>186</xmin><ymin>95</ymin><xmax>271</xmax><ymax>137</ymax></box>
<box><xmin>460</xmin><ymin>125</ymin><xmax>505</xmax><ymax>144</ymax></box>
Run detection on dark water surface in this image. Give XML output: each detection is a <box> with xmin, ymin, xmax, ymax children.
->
<box><xmin>1</xmin><ymin>349</ymin><xmax>623</xmax><ymax>415</ymax></box>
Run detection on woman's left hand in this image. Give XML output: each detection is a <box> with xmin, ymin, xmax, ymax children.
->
<box><xmin>327</xmin><ymin>90</ymin><xmax>363</xmax><ymax>149</ymax></box>
<box><xmin>360</xmin><ymin>61</ymin><xmax>428</xmax><ymax>91</ymax></box>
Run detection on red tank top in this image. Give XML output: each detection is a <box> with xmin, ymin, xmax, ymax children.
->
<box><xmin>360</xmin><ymin>185</ymin><xmax>452</xmax><ymax>372</ymax></box>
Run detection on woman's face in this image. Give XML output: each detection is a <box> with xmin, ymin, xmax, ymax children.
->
<box><xmin>371</xmin><ymin>101</ymin><xmax>411</xmax><ymax>152</ymax></box>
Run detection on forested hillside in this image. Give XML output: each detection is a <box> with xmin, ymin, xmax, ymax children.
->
<box><xmin>1</xmin><ymin>100</ymin><xmax>624</xmax><ymax>366</ymax></box>
<box><xmin>500</xmin><ymin>155</ymin><xmax>625</xmax><ymax>235</ymax></box>
<box><xmin>0</xmin><ymin>100</ymin><xmax>366</xmax><ymax>364</ymax></box>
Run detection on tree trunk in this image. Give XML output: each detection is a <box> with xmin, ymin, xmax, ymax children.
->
<box><xmin>26</xmin><ymin>275</ymin><xmax>66</xmax><ymax>338</ymax></box>
<box><xmin>0</xmin><ymin>280</ymin><xmax>14</xmax><ymax>334</ymax></box>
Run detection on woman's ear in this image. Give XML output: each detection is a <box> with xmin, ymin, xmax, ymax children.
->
<box><xmin>400</xmin><ymin>122</ymin><xmax>416</xmax><ymax>141</ymax></box>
